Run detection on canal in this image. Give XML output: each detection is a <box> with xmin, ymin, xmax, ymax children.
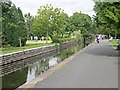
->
<box><xmin>1</xmin><ymin>43</ymin><xmax>83</xmax><ymax>90</ymax></box>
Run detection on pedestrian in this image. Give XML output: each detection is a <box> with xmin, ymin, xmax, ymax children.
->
<box><xmin>34</xmin><ymin>36</ymin><xmax>38</xmax><ymax>42</ymax></box>
<box><xmin>102</xmin><ymin>35</ymin><xmax>104</xmax><ymax>40</ymax></box>
<box><xmin>96</xmin><ymin>35</ymin><xmax>99</xmax><ymax>43</ymax></box>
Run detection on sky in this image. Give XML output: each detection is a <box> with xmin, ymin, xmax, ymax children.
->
<box><xmin>11</xmin><ymin>0</ymin><xmax>96</xmax><ymax>17</ymax></box>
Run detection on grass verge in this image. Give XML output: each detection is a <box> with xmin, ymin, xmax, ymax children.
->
<box><xmin>0</xmin><ymin>40</ymin><xmax>52</xmax><ymax>54</ymax></box>
<box><xmin>110</xmin><ymin>39</ymin><xmax>120</xmax><ymax>56</ymax></box>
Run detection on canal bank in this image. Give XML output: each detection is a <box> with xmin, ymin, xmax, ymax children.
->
<box><xmin>17</xmin><ymin>41</ymin><xmax>94</xmax><ymax>89</ymax></box>
<box><xmin>34</xmin><ymin>40</ymin><xmax>118</xmax><ymax>88</ymax></box>
<box><xmin>1</xmin><ymin>40</ymin><xmax>78</xmax><ymax>76</ymax></box>
<box><xmin>2</xmin><ymin>40</ymin><xmax>86</xmax><ymax>89</ymax></box>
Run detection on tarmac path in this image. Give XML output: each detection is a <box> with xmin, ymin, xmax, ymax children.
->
<box><xmin>35</xmin><ymin>40</ymin><xmax>118</xmax><ymax>88</ymax></box>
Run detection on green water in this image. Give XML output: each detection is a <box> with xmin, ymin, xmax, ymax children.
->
<box><xmin>1</xmin><ymin>44</ymin><xmax>84</xmax><ymax>90</ymax></box>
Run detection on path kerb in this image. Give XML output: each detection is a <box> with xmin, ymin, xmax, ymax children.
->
<box><xmin>16</xmin><ymin>42</ymin><xmax>95</xmax><ymax>89</ymax></box>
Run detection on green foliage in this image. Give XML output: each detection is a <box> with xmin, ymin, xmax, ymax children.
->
<box><xmin>2</xmin><ymin>1</ymin><xmax>27</xmax><ymax>47</ymax></box>
<box><xmin>1</xmin><ymin>2</ymin><xmax>95</xmax><ymax>47</ymax></box>
<box><xmin>69</xmin><ymin>12</ymin><xmax>93</xmax><ymax>35</ymax></box>
<box><xmin>33</xmin><ymin>4</ymin><xmax>68</xmax><ymax>41</ymax></box>
<box><xmin>110</xmin><ymin>39</ymin><xmax>120</xmax><ymax>55</ymax></box>
<box><xmin>58</xmin><ymin>46</ymin><xmax>79</xmax><ymax>61</ymax></box>
<box><xmin>73</xmin><ymin>31</ymin><xmax>83</xmax><ymax>41</ymax></box>
<box><xmin>93</xmin><ymin>1</ymin><xmax>120</xmax><ymax>38</ymax></box>
<box><xmin>58</xmin><ymin>38</ymin><xmax>77</xmax><ymax>43</ymax></box>
<box><xmin>1</xmin><ymin>41</ymin><xmax>52</xmax><ymax>54</ymax></box>
<box><xmin>24</xmin><ymin>13</ymin><xmax>34</xmax><ymax>39</ymax></box>
<box><xmin>52</xmin><ymin>37</ymin><xmax>77</xmax><ymax>43</ymax></box>
<box><xmin>33</xmin><ymin>4</ymin><xmax>94</xmax><ymax>43</ymax></box>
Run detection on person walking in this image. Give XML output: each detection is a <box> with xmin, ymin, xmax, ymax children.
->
<box><xmin>96</xmin><ymin>35</ymin><xmax>99</xmax><ymax>43</ymax></box>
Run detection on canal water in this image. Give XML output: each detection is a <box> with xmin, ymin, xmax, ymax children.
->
<box><xmin>1</xmin><ymin>44</ymin><xmax>83</xmax><ymax>89</ymax></box>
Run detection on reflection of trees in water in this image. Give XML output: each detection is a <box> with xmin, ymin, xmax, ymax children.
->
<box><xmin>2</xmin><ymin>43</ymin><xmax>83</xmax><ymax>89</ymax></box>
<box><xmin>40</xmin><ymin>59</ymin><xmax>49</xmax><ymax>73</ymax></box>
<box><xmin>27</xmin><ymin>58</ymin><xmax>49</xmax><ymax>77</ymax></box>
<box><xmin>2</xmin><ymin>67</ymin><xmax>28</xmax><ymax>89</ymax></box>
<box><xmin>29</xmin><ymin>65</ymin><xmax>32</xmax><ymax>75</ymax></box>
<box><xmin>35</xmin><ymin>62</ymin><xmax>41</xmax><ymax>76</ymax></box>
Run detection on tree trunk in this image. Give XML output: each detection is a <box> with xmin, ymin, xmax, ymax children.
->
<box><xmin>46</xmin><ymin>31</ymin><xmax>48</xmax><ymax>44</ymax></box>
<box><xmin>19</xmin><ymin>38</ymin><xmax>22</xmax><ymax>47</ymax></box>
<box><xmin>115</xmin><ymin>33</ymin><xmax>117</xmax><ymax>39</ymax></box>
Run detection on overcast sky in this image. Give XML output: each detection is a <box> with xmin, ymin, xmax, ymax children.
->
<box><xmin>11</xmin><ymin>0</ymin><xmax>96</xmax><ymax>17</ymax></box>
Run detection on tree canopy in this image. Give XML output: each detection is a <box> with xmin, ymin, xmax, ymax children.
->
<box><xmin>93</xmin><ymin>1</ymin><xmax>120</xmax><ymax>38</ymax></box>
<box><xmin>33</xmin><ymin>4</ymin><xmax>68</xmax><ymax>42</ymax></box>
<box><xmin>69</xmin><ymin>12</ymin><xmax>93</xmax><ymax>35</ymax></box>
<box><xmin>2</xmin><ymin>1</ymin><xmax>27</xmax><ymax>47</ymax></box>
<box><xmin>33</xmin><ymin>5</ymin><xmax>93</xmax><ymax>42</ymax></box>
<box><xmin>2</xmin><ymin>1</ymin><xmax>94</xmax><ymax>47</ymax></box>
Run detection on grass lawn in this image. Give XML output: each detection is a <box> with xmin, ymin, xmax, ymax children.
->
<box><xmin>110</xmin><ymin>39</ymin><xmax>120</xmax><ymax>56</ymax></box>
<box><xmin>0</xmin><ymin>40</ymin><xmax>52</xmax><ymax>54</ymax></box>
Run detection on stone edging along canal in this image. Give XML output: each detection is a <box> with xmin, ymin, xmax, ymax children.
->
<box><xmin>17</xmin><ymin>40</ymin><xmax>94</xmax><ymax>89</ymax></box>
<box><xmin>0</xmin><ymin>40</ymin><xmax>79</xmax><ymax>76</ymax></box>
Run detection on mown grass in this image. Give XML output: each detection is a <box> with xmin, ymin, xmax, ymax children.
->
<box><xmin>0</xmin><ymin>40</ymin><xmax>52</xmax><ymax>54</ymax></box>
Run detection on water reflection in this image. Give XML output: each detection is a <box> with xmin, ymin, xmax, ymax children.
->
<box><xmin>2</xmin><ymin>45</ymin><xmax>83</xmax><ymax>89</ymax></box>
<box><xmin>2</xmin><ymin>55</ymin><xmax>60</xmax><ymax>89</ymax></box>
<box><xmin>26</xmin><ymin>56</ymin><xmax>59</xmax><ymax>83</ymax></box>
<box><xmin>49</xmin><ymin>56</ymin><xmax>60</xmax><ymax>68</ymax></box>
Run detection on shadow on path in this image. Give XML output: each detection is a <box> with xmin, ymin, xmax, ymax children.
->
<box><xmin>34</xmin><ymin>40</ymin><xmax>118</xmax><ymax>88</ymax></box>
<box><xmin>83</xmin><ymin>43</ymin><xmax>118</xmax><ymax>57</ymax></box>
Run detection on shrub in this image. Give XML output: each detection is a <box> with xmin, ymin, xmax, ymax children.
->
<box><xmin>58</xmin><ymin>38</ymin><xmax>77</xmax><ymax>43</ymax></box>
<box><xmin>10</xmin><ymin>38</ymin><xmax>27</xmax><ymax>47</ymax></box>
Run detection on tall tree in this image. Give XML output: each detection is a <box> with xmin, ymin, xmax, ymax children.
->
<box><xmin>93</xmin><ymin>1</ymin><xmax>120</xmax><ymax>38</ymax></box>
<box><xmin>2</xmin><ymin>1</ymin><xmax>27</xmax><ymax>47</ymax></box>
<box><xmin>24</xmin><ymin>13</ymin><xmax>34</xmax><ymax>39</ymax></box>
<box><xmin>69</xmin><ymin>12</ymin><xmax>93</xmax><ymax>35</ymax></box>
<box><xmin>33</xmin><ymin>4</ymin><xmax>68</xmax><ymax>42</ymax></box>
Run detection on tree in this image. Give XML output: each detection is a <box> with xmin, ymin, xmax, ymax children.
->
<box><xmin>2</xmin><ymin>1</ymin><xmax>27</xmax><ymax>47</ymax></box>
<box><xmin>24</xmin><ymin>13</ymin><xmax>34</xmax><ymax>39</ymax></box>
<box><xmin>33</xmin><ymin>4</ymin><xmax>68</xmax><ymax>42</ymax></box>
<box><xmin>93</xmin><ymin>1</ymin><xmax>120</xmax><ymax>38</ymax></box>
<box><xmin>65</xmin><ymin>17</ymin><xmax>75</xmax><ymax>37</ymax></box>
<box><xmin>17</xmin><ymin>21</ymin><xmax>27</xmax><ymax>47</ymax></box>
<box><xmin>68</xmin><ymin>12</ymin><xmax>93</xmax><ymax>47</ymax></box>
<box><xmin>69</xmin><ymin>12</ymin><xmax>93</xmax><ymax>35</ymax></box>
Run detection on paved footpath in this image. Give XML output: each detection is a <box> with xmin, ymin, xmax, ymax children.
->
<box><xmin>35</xmin><ymin>40</ymin><xmax>118</xmax><ymax>88</ymax></box>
